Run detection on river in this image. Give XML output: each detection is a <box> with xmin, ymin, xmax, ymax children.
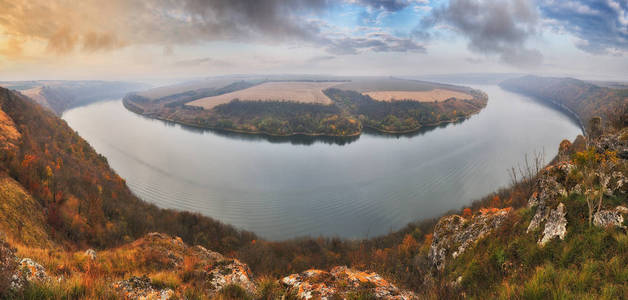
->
<box><xmin>62</xmin><ymin>85</ymin><xmax>582</xmax><ymax>240</ymax></box>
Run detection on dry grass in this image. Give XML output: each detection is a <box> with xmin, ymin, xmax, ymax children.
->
<box><xmin>188</xmin><ymin>81</ymin><xmax>339</xmax><ymax>109</ymax></box>
<box><xmin>0</xmin><ymin>176</ymin><xmax>54</xmax><ymax>248</ymax></box>
<box><xmin>364</xmin><ymin>89</ymin><xmax>473</xmax><ymax>102</ymax></box>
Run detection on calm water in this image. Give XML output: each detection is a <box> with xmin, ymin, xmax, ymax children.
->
<box><xmin>62</xmin><ymin>85</ymin><xmax>581</xmax><ymax>240</ymax></box>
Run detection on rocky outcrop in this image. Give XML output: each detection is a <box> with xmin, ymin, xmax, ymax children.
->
<box><xmin>526</xmin><ymin>161</ymin><xmax>572</xmax><ymax>244</ymax></box>
<box><xmin>593</xmin><ymin>207</ymin><xmax>626</xmax><ymax>229</ymax></box>
<box><xmin>281</xmin><ymin>266</ymin><xmax>417</xmax><ymax>299</ymax></box>
<box><xmin>593</xmin><ymin>130</ymin><xmax>628</xmax><ymax>159</ymax></box>
<box><xmin>0</xmin><ymin>233</ymin><xmax>51</xmax><ymax>293</ymax></box>
<box><xmin>206</xmin><ymin>259</ymin><xmax>257</xmax><ymax>296</ymax></box>
<box><xmin>0</xmin><ymin>234</ymin><xmax>18</xmax><ymax>292</ymax></box>
<box><xmin>429</xmin><ymin>207</ymin><xmax>511</xmax><ymax>270</ymax></box>
<box><xmin>113</xmin><ymin>232</ymin><xmax>256</xmax><ymax>296</ymax></box>
<box><xmin>84</xmin><ymin>249</ymin><xmax>97</xmax><ymax>260</ymax></box>
<box><xmin>18</xmin><ymin>258</ymin><xmax>49</xmax><ymax>283</ymax></box>
<box><xmin>527</xmin><ymin>202</ymin><xmax>550</xmax><ymax>233</ymax></box>
<box><xmin>539</xmin><ymin>203</ymin><xmax>567</xmax><ymax>246</ymax></box>
<box><xmin>112</xmin><ymin>275</ymin><xmax>174</xmax><ymax>300</ymax></box>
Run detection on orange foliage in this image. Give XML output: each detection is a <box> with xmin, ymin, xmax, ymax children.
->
<box><xmin>491</xmin><ymin>195</ymin><xmax>501</xmax><ymax>208</ymax></box>
<box><xmin>462</xmin><ymin>208</ymin><xmax>472</xmax><ymax>219</ymax></box>
<box><xmin>399</xmin><ymin>234</ymin><xmax>418</xmax><ymax>255</ymax></box>
<box><xmin>21</xmin><ymin>154</ymin><xmax>37</xmax><ymax>168</ymax></box>
<box><xmin>423</xmin><ymin>233</ymin><xmax>433</xmax><ymax>248</ymax></box>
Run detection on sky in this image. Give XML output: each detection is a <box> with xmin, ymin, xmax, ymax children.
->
<box><xmin>1</xmin><ymin>0</ymin><xmax>628</xmax><ymax>82</ymax></box>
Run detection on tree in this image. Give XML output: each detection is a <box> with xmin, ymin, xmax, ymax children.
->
<box><xmin>573</xmin><ymin>148</ymin><xmax>618</xmax><ymax>226</ymax></box>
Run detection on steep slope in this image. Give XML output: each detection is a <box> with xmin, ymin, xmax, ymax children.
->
<box><xmin>500</xmin><ymin>76</ymin><xmax>628</xmax><ymax>134</ymax></box>
<box><xmin>0</xmin><ymin>87</ymin><xmax>256</xmax><ymax>251</ymax></box>
<box><xmin>0</xmin><ymin>175</ymin><xmax>53</xmax><ymax>249</ymax></box>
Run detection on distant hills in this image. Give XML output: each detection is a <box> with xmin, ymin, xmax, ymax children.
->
<box><xmin>0</xmin><ymin>81</ymin><xmax>148</xmax><ymax>115</ymax></box>
<box><xmin>500</xmin><ymin>75</ymin><xmax>628</xmax><ymax>134</ymax></box>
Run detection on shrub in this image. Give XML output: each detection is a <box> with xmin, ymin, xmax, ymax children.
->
<box><xmin>215</xmin><ymin>284</ymin><xmax>251</xmax><ymax>300</ymax></box>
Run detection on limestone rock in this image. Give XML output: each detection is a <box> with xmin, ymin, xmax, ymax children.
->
<box><xmin>0</xmin><ymin>234</ymin><xmax>20</xmax><ymax>291</ymax></box>
<box><xmin>206</xmin><ymin>259</ymin><xmax>256</xmax><ymax>296</ymax></box>
<box><xmin>113</xmin><ymin>275</ymin><xmax>174</xmax><ymax>300</ymax></box>
<box><xmin>429</xmin><ymin>208</ymin><xmax>511</xmax><ymax>270</ymax></box>
<box><xmin>84</xmin><ymin>249</ymin><xmax>97</xmax><ymax>260</ymax></box>
<box><xmin>18</xmin><ymin>258</ymin><xmax>49</xmax><ymax>283</ymax></box>
<box><xmin>281</xmin><ymin>266</ymin><xmax>417</xmax><ymax>299</ymax></box>
<box><xmin>593</xmin><ymin>209</ymin><xmax>626</xmax><ymax>229</ymax></box>
<box><xmin>538</xmin><ymin>203</ymin><xmax>567</xmax><ymax>246</ymax></box>
<box><xmin>527</xmin><ymin>204</ymin><xmax>550</xmax><ymax>233</ymax></box>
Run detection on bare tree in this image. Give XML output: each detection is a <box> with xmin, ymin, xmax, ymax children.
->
<box><xmin>508</xmin><ymin>150</ymin><xmax>546</xmax><ymax>195</ymax></box>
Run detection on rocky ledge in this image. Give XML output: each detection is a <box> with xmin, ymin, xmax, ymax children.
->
<box><xmin>281</xmin><ymin>266</ymin><xmax>417</xmax><ymax>299</ymax></box>
<box><xmin>113</xmin><ymin>275</ymin><xmax>174</xmax><ymax>300</ymax></box>
<box><xmin>429</xmin><ymin>207</ymin><xmax>511</xmax><ymax>271</ymax></box>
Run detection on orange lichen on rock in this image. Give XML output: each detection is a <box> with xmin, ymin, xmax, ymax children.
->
<box><xmin>281</xmin><ymin>266</ymin><xmax>417</xmax><ymax>299</ymax></box>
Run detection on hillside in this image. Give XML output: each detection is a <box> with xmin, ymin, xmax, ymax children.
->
<box><xmin>0</xmin><ymin>78</ymin><xmax>626</xmax><ymax>299</ymax></box>
<box><xmin>123</xmin><ymin>76</ymin><xmax>487</xmax><ymax>136</ymax></box>
<box><xmin>500</xmin><ymin>76</ymin><xmax>628</xmax><ymax>134</ymax></box>
<box><xmin>1</xmin><ymin>81</ymin><xmax>148</xmax><ymax>115</ymax></box>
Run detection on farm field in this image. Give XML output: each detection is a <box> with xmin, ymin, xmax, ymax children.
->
<box><xmin>136</xmin><ymin>78</ymin><xmax>244</xmax><ymax>101</ymax></box>
<box><xmin>188</xmin><ymin>81</ymin><xmax>339</xmax><ymax>109</ymax></box>
<box><xmin>364</xmin><ymin>89</ymin><xmax>473</xmax><ymax>102</ymax></box>
<box><xmin>333</xmin><ymin>77</ymin><xmax>471</xmax><ymax>93</ymax></box>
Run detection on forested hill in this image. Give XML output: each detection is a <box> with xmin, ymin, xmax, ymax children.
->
<box><xmin>0</xmin><ymin>87</ymin><xmax>256</xmax><ymax>251</ymax></box>
<box><xmin>500</xmin><ymin>76</ymin><xmax>628</xmax><ymax>134</ymax></box>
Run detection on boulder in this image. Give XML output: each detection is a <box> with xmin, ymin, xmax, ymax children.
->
<box><xmin>429</xmin><ymin>208</ymin><xmax>511</xmax><ymax>270</ymax></box>
<box><xmin>593</xmin><ymin>208</ymin><xmax>626</xmax><ymax>229</ymax></box>
<box><xmin>206</xmin><ymin>259</ymin><xmax>256</xmax><ymax>296</ymax></box>
<box><xmin>281</xmin><ymin>266</ymin><xmax>417</xmax><ymax>299</ymax></box>
<box><xmin>113</xmin><ymin>275</ymin><xmax>174</xmax><ymax>300</ymax></box>
<box><xmin>538</xmin><ymin>203</ymin><xmax>567</xmax><ymax>246</ymax></box>
<box><xmin>18</xmin><ymin>258</ymin><xmax>49</xmax><ymax>283</ymax></box>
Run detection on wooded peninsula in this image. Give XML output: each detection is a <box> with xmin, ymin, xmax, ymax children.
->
<box><xmin>123</xmin><ymin>77</ymin><xmax>488</xmax><ymax>137</ymax></box>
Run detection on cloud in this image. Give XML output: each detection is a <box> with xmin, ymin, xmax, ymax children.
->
<box><xmin>325</xmin><ymin>32</ymin><xmax>426</xmax><ymax>54</ymax></box>
<box><xmin>0</xmin><ymin>0</ymin><xmax>423</xmax><ymax>57</ymax></box>
<box><xmin>352</xmin><ymin>0</ymin><xmax>415</xmax><ymax>12</ymax></box>
<box><xmin>82</xmin><ymin>32</ymin><xmax>125</xmax><ymax>52</ymax></box>
<box><xmin>307</xmin><ymin>55</ymin><xmax>336</xmax><ymax>63</ymax></box>
<box><xmin>539</xmin><ymin>0</ymin><xmax>628</xmax><ymax>54</ymax></box>
<box><xmin>172</xmin><ymin>57</ymin><xmax>233</xmax><ymax>68</ymax></box>
<box><xmin>47</xmin><ymin>26</ymin><xmax>77</xmax><ymax>54</ymax></box>
<box><xmin>419</xmin><ymin>0</ymin><xmax>542</xmax><ymax>66</ymax></box>
<box><xmin>0</xmin><ymin>38</ymin><xmax>24</xmax><ymax>58</ymax></box>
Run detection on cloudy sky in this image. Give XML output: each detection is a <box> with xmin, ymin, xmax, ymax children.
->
<box><xmin>1</xmin><ymin>0</ymin><xmax>627</xmax><ymax>81</ymax></box>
